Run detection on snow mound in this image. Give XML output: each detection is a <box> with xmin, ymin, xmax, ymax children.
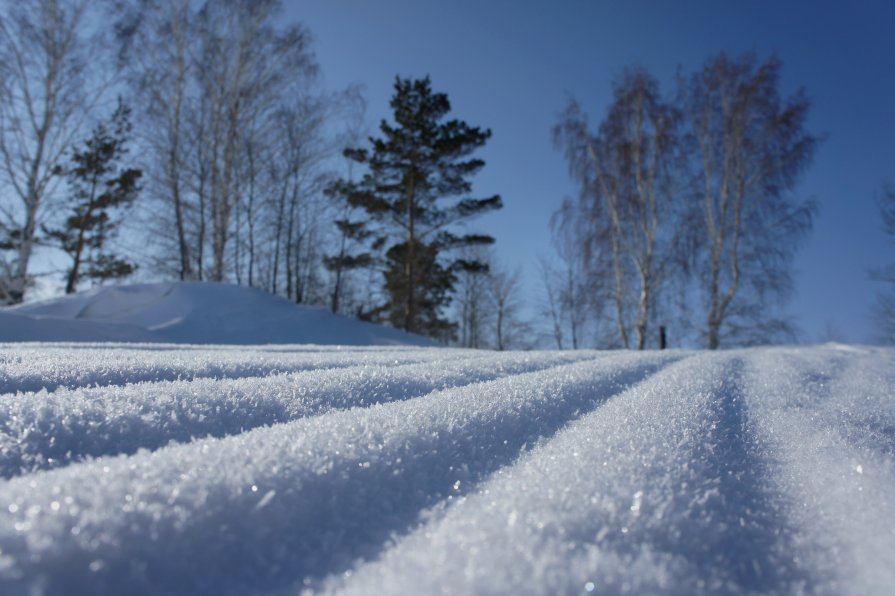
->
<box><xmin>1</xmin><ymin>282</ymin><xmax>434</xmax><ymax>346</ymax></box>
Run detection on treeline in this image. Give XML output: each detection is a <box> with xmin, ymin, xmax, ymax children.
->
<box><xmin>0</xmin><ymin>0</ymin><xmax>370</xmax><ymax>312</ymax></box>
<box><xmin>546</xmin><ymin>56</ymin><xmax>818</xmax><ymax>349</ymax></box>
<box><xmin>0</xmin><ymin>0</ymin><xmax>822</xmax><ymax>349</ymax></box>
<box><xmin>117</xmin><ymin>0</ymin><xmax>365</xmax><ymax>307</ymax></box>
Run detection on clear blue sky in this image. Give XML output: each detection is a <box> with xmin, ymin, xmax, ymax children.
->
<box><xmin>291</xmin><ymin>0</ymin><xmax>895</xmax><ymax>344</ymax></box>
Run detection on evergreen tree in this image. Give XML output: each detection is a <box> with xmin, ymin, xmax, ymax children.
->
<box><xmin>324</xmin><ymin>218</ymin><xmax>376</xmax><ymax>314</ymax></box>
<box><xmin>44</xmin><ymin>100</ymin><xmax>142</xmax><ymax>294</ymax></box>
<box><xmin>327</xmin><ymin>76</ymin><xmax>502</xmax><ymax>337</ymax></box>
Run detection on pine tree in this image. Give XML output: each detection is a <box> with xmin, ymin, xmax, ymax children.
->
<box><xmin>44</xmin><ymin>100</ymin><xmax>142</xmax><ymax>294</ymax></box>
<box><xmin>327</xmin><ymin>76</ymin><xmax>502</xmax><ymax>338</ymax></box>
<box><xmin>324</xmin><ymin>218</ymin><xmax>376</xmax><ymax>314</ymax></box>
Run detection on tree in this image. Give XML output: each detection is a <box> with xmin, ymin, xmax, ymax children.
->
<box><xmin>327</xmin><ymin>76</ymin><xmax>502</xmax><ymax>338</ymax></box>
<box><xmin>115</xmin><ymin>0</ymin><xmax>194</xmax><ymax>280</ymax></box>
<box><xmin>539</xmin><ymin>257</ymin><xmax>566</xmax><ymax>349</ymax></box>
<box><xmin>453</xmin><ymin>246</ymin><xmax>491</xmax><ymax>348</ymax></box>
<box><xmin>43</xmin><ymin>101</ymin><xmax>141</xmax><ymax>294</ymax></box>
<box><xmin>682</xmin><ymin>53</ymin><xmax>817</xmax><ymax>348</ymax></box>
<box><xmin>450</xmin><ymin>247</ymin><xmax>530</xmax><ymax>350</ymax></box>
<box><xmin>487</xmin><ymin>261</ymin><xmax>525</xmax><ymax>351</ymax></box>
<box><xmin>326</xmin><ymin>219</ymin><xmax>375</xmax><ymax>312</ymax></box>
<box><xmin>266</xmin><ymin>92</ymin><xmax>361</xmax><ymax>305</ymax></box>
<box><xmin>382</xmin><ymin>239</ymin><xmax>457</xmax><ymax>338</ymax></box>
<box><xmin>0</xmin><ymin>0</ymin><xmax>105</xmax><ymax>303</ymax></box>
<box><xmin>554</xmin><ymin>68</ymin><xmax>681</xmax><ymax>349</ymax></box>
<box><xmin>540</xmin><ymin>206</ymin><xmax>597</xmax><ymax>350</ymax></box>
<box><xmin>871</xmin><ymin>184</ymin><xmax>895</xmax><ymax>343</ymax></box>
<box><xmin>195</xmin><ymin>0</ymin><xmax>318</xmax><ymax>283</ymax></box>
<box><xmin>116</xmin><ymin>0</ymin><xmax>325</xmax><ymax>286</ymax></box>
<box><xmin>325</xmin><ymin>111</ymin><xmax>377</xmax><ymax>316</ymax></box>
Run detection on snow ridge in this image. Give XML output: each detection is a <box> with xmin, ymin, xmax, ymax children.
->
<box><xmin>0</xmin><ymin>344</ymin><xmax>892</xmax><ymax>595</ymax></box>
<box><xmin>0</xmin><ymin>350</ymin><xmax>597</xmax><ymax>478</ymax></box>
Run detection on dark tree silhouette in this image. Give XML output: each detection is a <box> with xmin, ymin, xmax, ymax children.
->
<box><xmin>43</xmin><ymin>101</ymin><xmax>141</xmax><ymax>294</ymax></box>
<box><xmin>327</xmin><ymin>77</ymin><xmax>501</xmax><ymax>338</ymax></box>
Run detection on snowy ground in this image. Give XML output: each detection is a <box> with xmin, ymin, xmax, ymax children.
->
<box><xmin>0</xmin><ymin>282</ymin><xmax>434</xmax><ymax>346</ymax></box>
<box><xmin>0</xmin><ymin>342</ymin><xmax>893</xmax><ymax>595</ymax></box>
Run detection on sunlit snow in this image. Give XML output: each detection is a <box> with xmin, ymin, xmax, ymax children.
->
<box><xmin>0</xmin><ymin>285</ymin><xmax>893</xmax><ymax>594</ymax></box>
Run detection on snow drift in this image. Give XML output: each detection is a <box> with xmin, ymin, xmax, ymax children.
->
<box><xmin>0</xmin><ymin>282</ymin><xmax>434</xmax><ymax>346</ymax></box>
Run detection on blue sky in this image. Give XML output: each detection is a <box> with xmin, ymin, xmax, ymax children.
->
<box><xmin>291</xmin><ymin>0</ymin><xmax>895</xmax><ymax>344</ymax></box>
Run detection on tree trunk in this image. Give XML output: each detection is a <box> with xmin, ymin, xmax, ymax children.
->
<box><xmin>404</xmin><ymin>166</ymin><xmax>417</xmax><ymax>332</ymax></box>
<box><xmin>168</xmin><ymin>10</ymin><xmax>191</xmax><ymax>281</ymax></box>
<box><xmin>65</xmin><ymin>175</ymin><xmax>100</xmax><ymax>294</ymax></box>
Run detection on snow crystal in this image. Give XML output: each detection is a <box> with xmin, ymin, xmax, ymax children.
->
<box><xmin>0</xmin><ymin>343</ymin><xmax>891</xmax><ymax>595</ymax></box>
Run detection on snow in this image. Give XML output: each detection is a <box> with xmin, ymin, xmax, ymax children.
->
<box><xmin>2</xmin><ymin>282</ymin><xmax>434</xmax><ymax>346</ymax></box>
<box><xmin>0</xmin><ymin>343</ymin><xmax>892</xmax><ymax>595</ymax></box>
<box><xmin>0</xmin><ymin>349</ymin><xmax>596</xmax><ymax>478</ymax></box>
<box><xmin>0</xmin><ymin>285</ymin><xmax>893</xmax><ymax>594</ymax></box>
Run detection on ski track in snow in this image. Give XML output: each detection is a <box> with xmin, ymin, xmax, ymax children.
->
<box><xmin>0</xmin><ymin>344</ymin><xmax>464</xmax><ymax>395</ymax></box>
<box><xmin>0</xmin><ymin>350</ymin><xmax>599</xmax><ymax>478</ymax></box>
<box><xmin>0</xmin><ymin>344</ymin><xmax>892</xmax><ymax>595</ymax></box>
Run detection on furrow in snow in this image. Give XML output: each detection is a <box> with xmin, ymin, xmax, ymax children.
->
<box><xmin>0</xmin><ymin>345</ymin><xmax>463</xmax><ymax>395</ymax></box>
<box><xmin>326</xmin><ymin>352</ymin><xmax>810</xmax><ymax>595</ymax></box>
<box><xmin>740</xmin><ymin>346</ymin><xmax>895</xmax><ymax>595</ymax></box>
<box><xmin>0</xmin><ymin>351</ymin><xmax>599</xmax><ymax>478</ymax></box>
<box><xmin>0</xmin><ymin>351</ymin><xmax>679</xmax><ymax>595</ymax></box>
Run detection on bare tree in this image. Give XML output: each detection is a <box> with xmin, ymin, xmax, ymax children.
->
<box><xmin>192</xmin><ymin>0</ymin><xmax>317</xmax><ymax>282</ymax></box>
<box><xmin>324</xmin><ymin>104</ymin><xmax>373</xmax><ymax>315</ymax></box>
<box><xmin>117</xmin><ymin>0</ymin><xmax>332</xmax><ymax>289</ymax></box>
<box><xmin>554</xmin><ymin>68</ymin><xmax>680</xmax><ymax>349</ymax></box>
<box><xmin>0</xmin><ymin>0</ymin><xmax>105</xmax><ymax>303</ymax></box>
<box><xmin>538</xmin><ymin>257</ymin><xmax>568</xmax><ymax>350</ymax></box>
<box><xmin>453</xmin><ymin>246</ymin><xmax>491</xmax><ymax>348</ymax></box>
<box><xmin>818</xmin><ymin>320</ymin><xmax>847</xmax><ymax>344</ymax></box>
<box><xmin>487</xmin><ymin>261</ymin><xmax>524</xmax><ymax>351</ymax></box>
<box><xmin>116</xmin><ymin>0</ymin><xmax>194</xmax><ymax>280</ymax></box>
<box><xmin>682</xmin><ymin>53</ymin><xmax>817</xmax><ymax>348</ymax></box>
<box><xmin>871</xmin><ymin>184</ymin><xmax>895</xmax><ymax>343</ymax></box>
<box><xmin>548</xmin><ymin>198</ymin><xmax>606</xmax><ymax>349</ymax></box>
<box><xmin>264</xmin><ymin>90</ymin><xmax>362</xmax><ymax>304</ymax></box>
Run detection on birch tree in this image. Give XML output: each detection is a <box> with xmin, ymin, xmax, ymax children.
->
<box><xmin>116</xmin><ymin>0</ymin><xmax>194</xmax><ymax>280</ymax></box>
<box><xmin>0</xmin><ymin>0</ymin><xmax>103</xmax><ymax>303</ymax></box>
<box><xmin>554</xmin><ymin>68</ymin><xmax>680</xmax><ymax>349</ymax></box>
<box><xmin>193</xmin><ymin>0</ymin><xmax>316</xmax><ymax>282</ymax></box>
<box><xmin>117</xmin><ymin>0</ymin><xmax>321</xmax><ymax>285</ymax></box>
<box><xmin>682</xmin><ymin>53</ymin><xmax>817</xmax><ymax>348</ymax></box>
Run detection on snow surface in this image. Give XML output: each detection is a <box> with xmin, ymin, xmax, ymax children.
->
<box><xmin>1</xmin><ymin>282</ymin><xmax>434</xmax><ymax>346</ymax></box>
<box><xmin>0</xmin><ymin>342</ymin><xmax>893</xmax><ymax>595</ymax></box>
